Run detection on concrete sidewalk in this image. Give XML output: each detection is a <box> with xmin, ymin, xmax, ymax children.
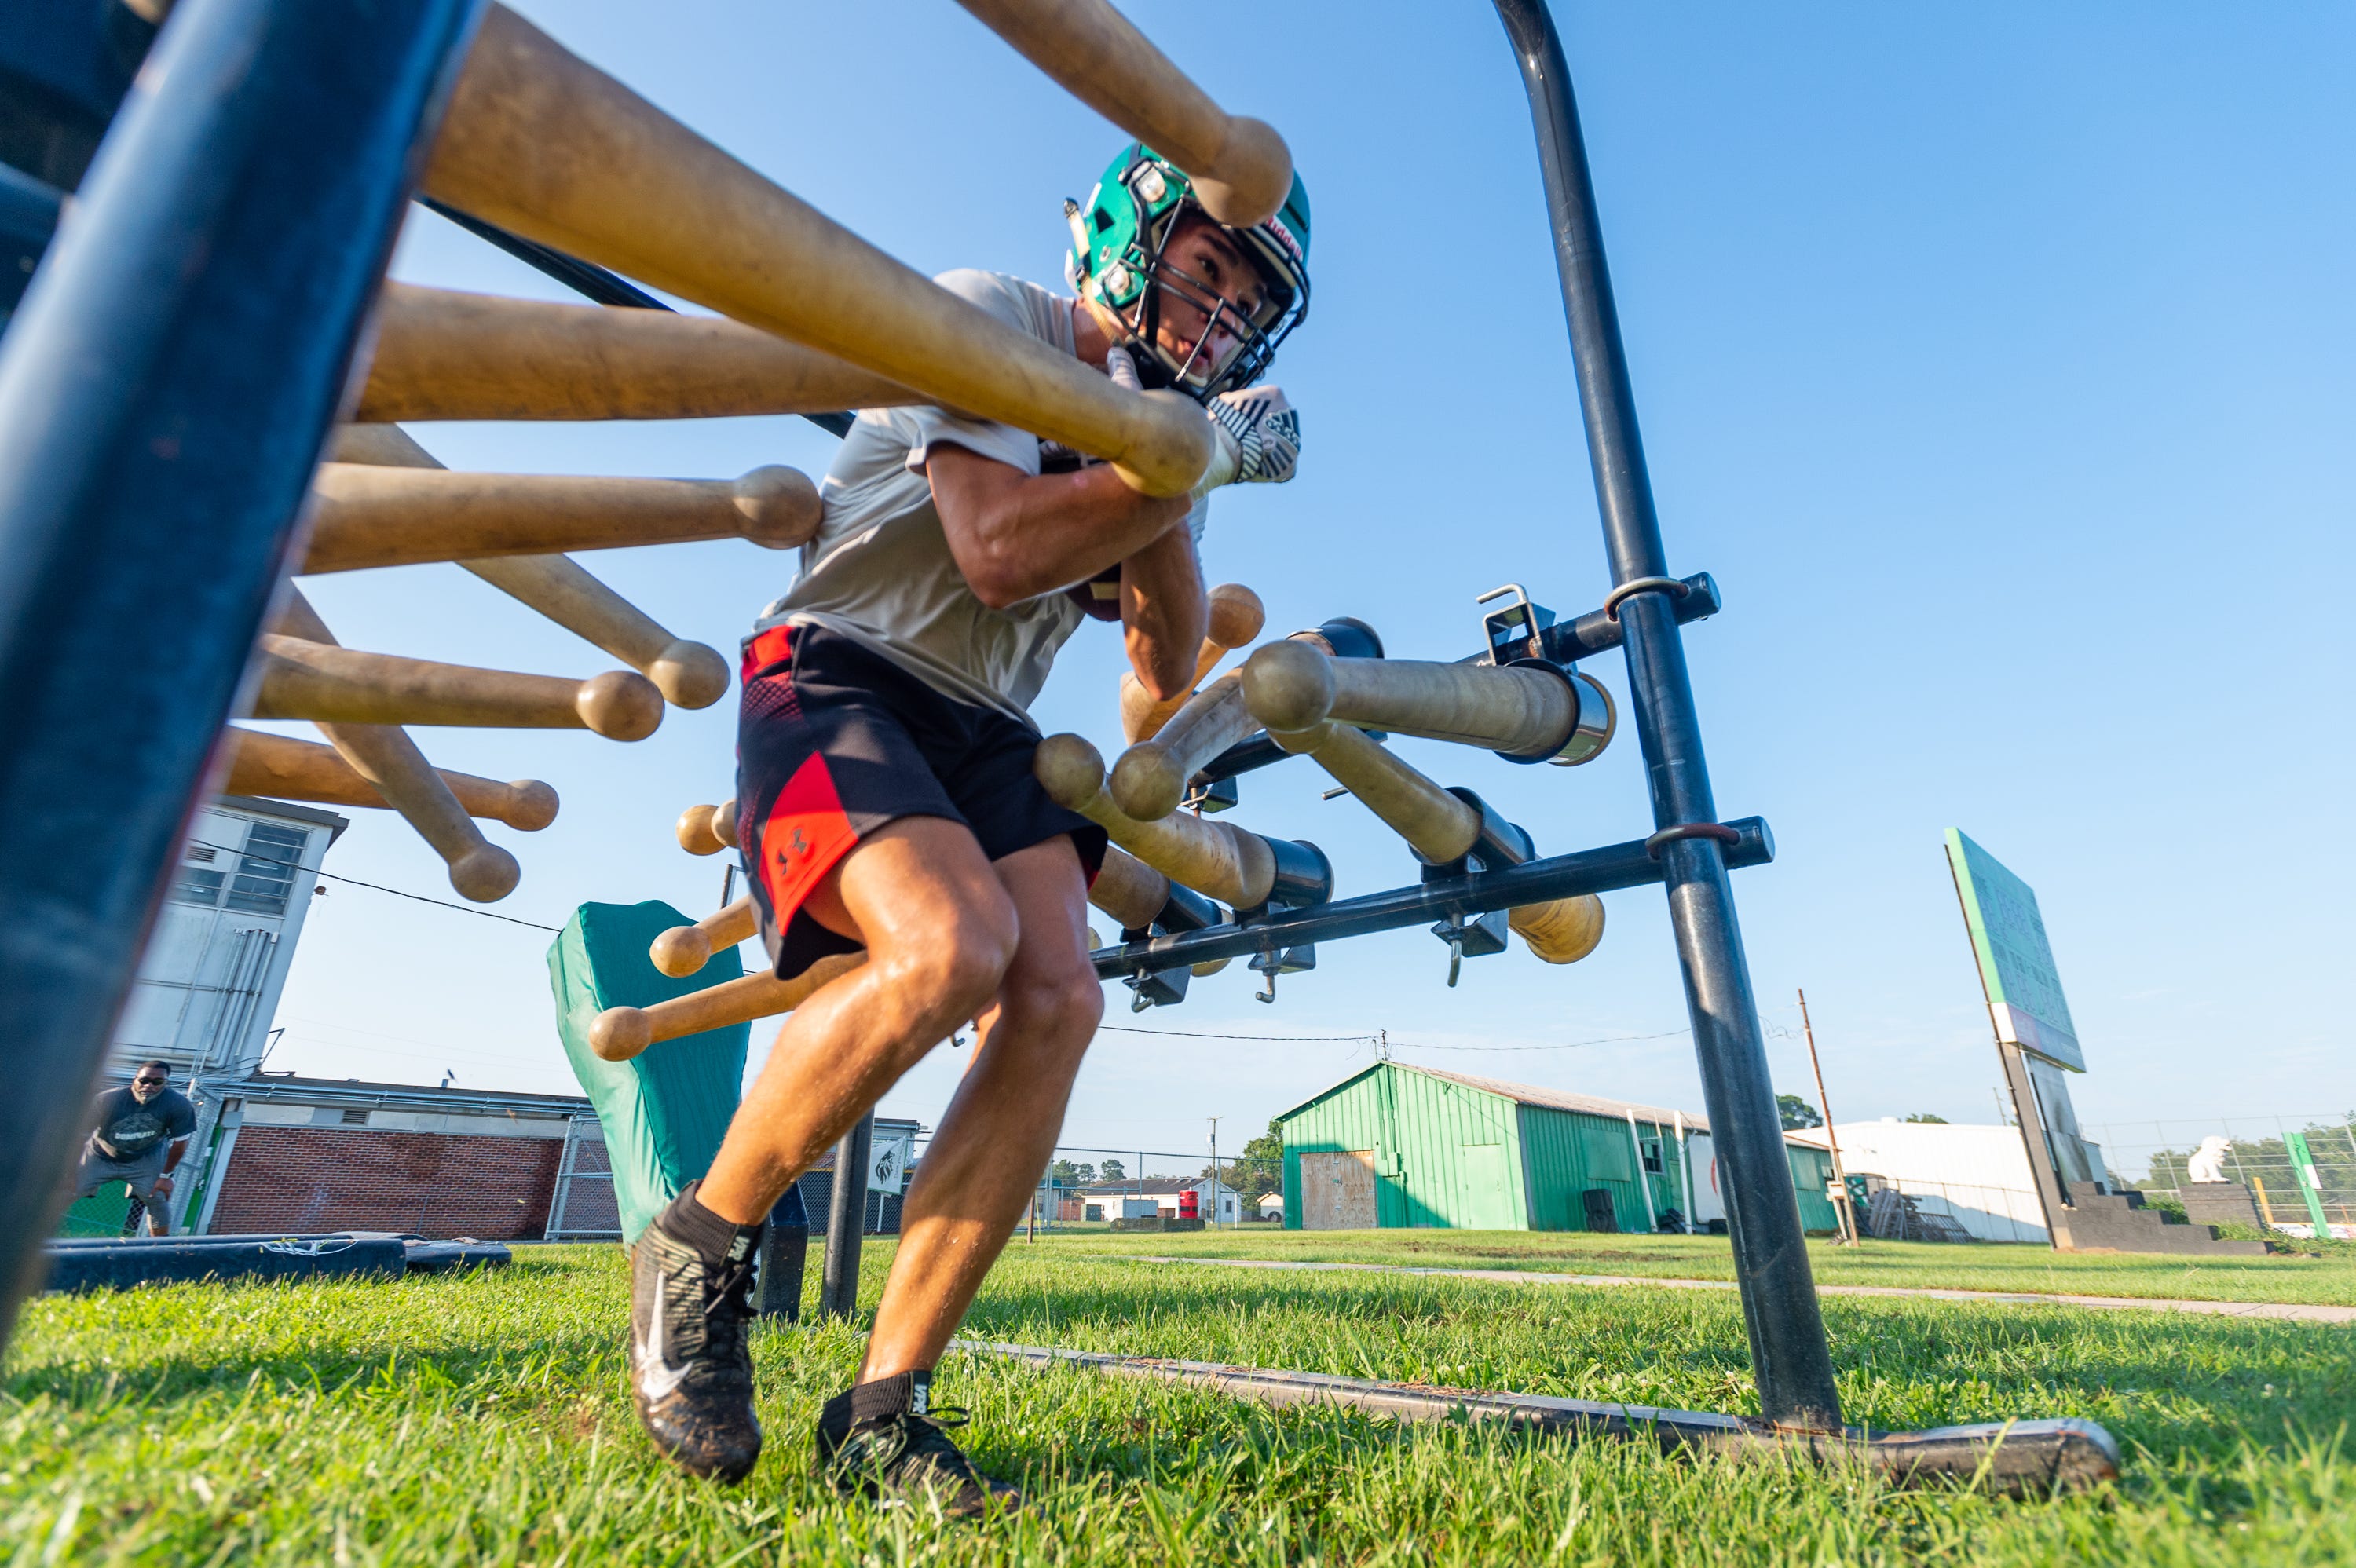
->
<box><xmin>1122</xmin><ymin>1253</ymin><xmax>2356</xmax><ymax>1325</ymax></box>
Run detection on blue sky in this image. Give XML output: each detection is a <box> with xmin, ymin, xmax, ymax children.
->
<box><xmin>255</xmin><ymin>2</ymin><xmax>2355</xmax><ymax>1175</ymax></box>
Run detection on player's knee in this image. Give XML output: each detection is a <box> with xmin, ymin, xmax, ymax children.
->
<box><xmin>1052</xmin><ymin>970</ymin><xmax>1106</xmax><ymax>1044</ymax></box>
<box><xmin>1000</xmin><ymin>963</ymin><xmax>1103</xmax><ymax>1049</ymax></box>
<box><xmin>881</xmin><ymin>919</ymin><xmax>1015</xmax><ymax>1020</ymax></box>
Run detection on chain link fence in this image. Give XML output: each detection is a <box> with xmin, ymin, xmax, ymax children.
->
<box><xmin>2101</xmin><ymin>1114</ymin><xmax>2356</xmax><ymax>1240</ymax></box>
<box><xmin>972</xmin><ymin>1141</ymin><xmax>1280</xmax><ymax>1234</ymax></box>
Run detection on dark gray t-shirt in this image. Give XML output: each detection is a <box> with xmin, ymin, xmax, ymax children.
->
<box><xmin>89</xmin><ymin>1085</ymin><xmax>196</xmax><ymax>1160</ymax></box>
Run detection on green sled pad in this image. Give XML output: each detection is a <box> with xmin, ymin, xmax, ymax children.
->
<box><xmin>549</xmin><ymin>900</ymin><xmax>748</xmax><ymax>1244</ymax></box>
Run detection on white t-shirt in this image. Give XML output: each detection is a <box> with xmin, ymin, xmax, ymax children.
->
<box><xmin>754</xmin><ymin>269</ymin><xmax>1094</xmax><ymax>726</ymax></box>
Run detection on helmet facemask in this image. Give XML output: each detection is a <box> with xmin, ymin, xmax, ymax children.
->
<box><xmin>1070</xmin><ymin>150</ymin><xmax>1309</xmax><ymax>403</ymax></box>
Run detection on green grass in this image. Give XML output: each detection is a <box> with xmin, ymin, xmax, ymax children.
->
<box><xmin>5</xmin><ymin>1243</ymin><xmax>2352</xmax><ymax>1564</ymax></box>
<box><xmin>1044</xmin><ymin>1226</ymin><xmax>2356</xmax><ymax>1306</ymax></box>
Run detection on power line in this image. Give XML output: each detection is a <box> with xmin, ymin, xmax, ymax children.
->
<box><xmin>1093</xmin><ymin>1022</ymin><xmax>1696</xmax><ymax>1053</ymax></box>
<box><xmin>186</xmin><ymin>836</ymin><xmax>562</xmax><ymax>933</ymax></box>
<box><xmin>1096</xmin><ymin>1024</ymin><xmax>1379</xmax><ymax>1043</ymax></box>
<box><xmin>1384</xmin><ymin>1027</ymin><xmax>1693</xmax><ymax>1053</ymax></box>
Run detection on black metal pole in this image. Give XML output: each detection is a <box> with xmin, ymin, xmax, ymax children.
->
<box><xmin>757</xmin><ymin>1181</ymin><xmax>810</xmax><ymax>1321</ymax></box>
<box><xmin>818</xmin><ymin>1113</ymin><xmax>873</xmax><ymax>1320</ymax></box>
<box><xmin>0</xmin><ymin>0</ymin><xmax>483</xmax><ymax>1352</ymax></box>
<box><xmin>1489</xmin><ymin>0</ymin><xmax>1842</xmax><ymax>1428</ymax></box>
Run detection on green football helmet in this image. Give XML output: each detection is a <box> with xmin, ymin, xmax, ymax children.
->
<box><xmin>1065</xmin><ymin>142</ymin><xmax>1310</xmax><ymax>401</ymax></box>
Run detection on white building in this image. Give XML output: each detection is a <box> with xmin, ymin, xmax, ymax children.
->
<box><xmin>114</xmin><ymin>795</ymin><xmax>344</xmax><ymax>1078</ymax></box>
<box><xmin>1784</xmin><ymin>1120</ymin><xmax>2047</xmax><ymax>1244</ymax></box>
<box><xmin>107</xmin><ymin>794</ymin><xmax>346</xmax><ymax>1230</ymax></box>
<box><xmin>1079</xmin><ymin>1176</ymin><xmax>1241</xmax><ymax>1224</ymax></box>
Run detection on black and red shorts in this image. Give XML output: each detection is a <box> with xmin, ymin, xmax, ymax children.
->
<box><xmin>734</xmin><ymin>622</ymin><xmax>1107</xmax><ymax>981</ymax></box>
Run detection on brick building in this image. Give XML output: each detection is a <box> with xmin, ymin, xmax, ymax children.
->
<box><xmin>192</xmin><ymin>1075</ymin><xmax>598</xmax><ymax>1242</ymax></box>
<box><xmin>170</xmin><ymin>1079</ymin><xmax>909</xmax><ymax>1244</ymax></box>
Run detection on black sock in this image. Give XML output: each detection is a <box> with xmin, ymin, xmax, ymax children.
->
<box><xmin>661</xmin><ymin>1179</ymin><xmax>763</xmax><ymax>1270</ymax></box>
<box><xmin>847</xmin><ymin>1369</ymin><xmax>930</xmax><ymax>1424</ymax></box>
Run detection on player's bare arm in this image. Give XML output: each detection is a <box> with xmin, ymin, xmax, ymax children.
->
<box><xmin>924</xmin><ymin>444</ymin><xmax>1189</xmax><ymax>609</ymax></box>
<box><xmin>928</xmin><ymin>445</ymin><xmax>1207</xmax><ymax>697</ymax></box>
<box><xmin>1115</xmin><ymin>518</ymin><xmax>1207</xmax><ymax>699</ymax></box>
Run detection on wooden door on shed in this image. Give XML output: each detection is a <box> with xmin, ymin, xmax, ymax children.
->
<box><xmin>1301</xmin><ymin>1150</ymin><xmax>1377</xmax><ymax>1230</ymax></box>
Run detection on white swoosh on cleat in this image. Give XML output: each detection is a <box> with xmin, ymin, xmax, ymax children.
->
<box><xmin>637</xmin><ymin>1268</ymin><xmax>689</xmax><ymax>1402</ymax></box>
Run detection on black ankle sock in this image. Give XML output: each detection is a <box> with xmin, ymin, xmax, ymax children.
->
<box><xmin>661</xmin><ymin>1179</ymin><xmax>762</xmax><ymax>1269</ymax></box>
<box><xmin>845</xmin><ymin>1369</ymin><xmax>930</xmax><ymax>1424</ymax></box>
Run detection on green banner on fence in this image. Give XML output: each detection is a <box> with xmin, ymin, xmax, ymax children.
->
<box><xmin>2285</xmin><ymin>1131</ymin><xmax>2334</xmax><ymax>1237</ymax></box>
<box><xmin>1944</xmin><ymin>830</ymin><xmax>2084</xmax><ymax>1073</ymax></box>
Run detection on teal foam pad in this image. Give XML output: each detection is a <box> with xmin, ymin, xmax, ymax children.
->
<box><xmin>548</xmin><ymin>900</ymin><xmax>748</xmax><ymax>1243</ymax></box>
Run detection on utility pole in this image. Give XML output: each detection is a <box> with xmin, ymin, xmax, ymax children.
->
<box><xmin>1207</xmin><ymin>1117</ymin><xmax>1221</xmax><ymax>1229</ymax></box>
<box><xmin>1797</xmin><ymin>989</ymin><xmax>1857</xmax><ymax>1245</ymax></box>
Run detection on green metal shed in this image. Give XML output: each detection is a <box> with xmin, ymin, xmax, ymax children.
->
<box><xmin>1276</xmin><ymin>1062</ymin><xmax>1839</xmax><ymax>1234</ymax></box>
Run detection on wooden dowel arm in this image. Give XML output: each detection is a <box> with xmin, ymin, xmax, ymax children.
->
<box><xmin>675</xmin><ymin>800</ymin><xmax>738</xmax><ymax>856</ymax></box>
<box><xmin>301</xmin><ymin>463</ymin><xmax>820</xmax><ymax>573</ymax></box>
<box><xmin>251</xmin><ymin>634</ymin><xmax>664</xmax><ymax>740</ymax></box>
<box><xmin>952</xmin><ymin>0</ymin><xmax>1293</xmax><ymax>226</ymax></box>
<box><xmin>589</xmin><ymin>952</ymin><xmax>865</xmax><ymax>1062</ymax></box>
<box><xmin>1119</xmin><ymin>582</ymin><xmax>1264</xmax><ymax>743</ymax></box>
<box><xmin>324</xmin><ymin>423</ymin><xmax>734</xmax><ymax>709</ymax></box>
<box><xmin>649</xmin><ymin>894</ymin><xmax>759</xmax><ymax>978</ymax></box>
<box><xmin>357</xmin><ymin>280</ymin><xmax>919</xmax><ymax>422</ymax></box>
<box><xmin>1243</xmin><ymin>639</ymin><xmax>1613</xmax><ymax>765</ymax></box>
<box><xmin>1034</xmin><ymin>733</ymin><xmax>1272</xmax><ymax>908</ymax></box>
<box><xmin>265</xmin><ymin>587</ymin><xmax>521</xmax><ymax>903</ymax></box>
<box><xmin>221</xmin><ymin>726</ymin><xmax>557</xmax><ymax>831</ymax></box>
<box><xmin>424</xmin><ymin>6</ymin><xmax>1213</xmax><ymax>496</ymax></box>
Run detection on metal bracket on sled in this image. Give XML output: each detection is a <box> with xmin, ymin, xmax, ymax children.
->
<box><xmin>1123</xmin><ymin>881</ymin><xmax>1220</xmax><ymax>1013</ymax></box>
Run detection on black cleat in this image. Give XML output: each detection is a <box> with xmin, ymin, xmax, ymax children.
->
<box><xmin>627</xmin><ymin>1193</ymin><xmax>763</xmax><ymax>1482</ymax></box>
<box><xmin>817</xmin><ymin>1371</ymin><xmax>1021</xmax><ymax>1519</ymax></box>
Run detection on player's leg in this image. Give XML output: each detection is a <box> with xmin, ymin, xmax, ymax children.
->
<box><xmin>700</xmin><ymin>814</ymin><xmax>1015</xmax><ymax>1220</ymax></box>
<box><xmin>816</xmin><ymin>832</ymin><xmax>1102</xmax><ymax>1516</ymax></box>
<box><xmin>861</xmin><ymin>833</ymin><xmax>1099</xmax><ymax>1378</ymax></box>
<box><xmin>625</xmin><ymin>813</ymin><xmax>1017</xmax><ymax>1483</ymax></box>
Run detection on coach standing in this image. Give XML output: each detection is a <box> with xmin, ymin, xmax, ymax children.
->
<box><xmin>72</xmin><ymin>1062</ymin><xmax>196</xmax><ymax>1236</ymax></box>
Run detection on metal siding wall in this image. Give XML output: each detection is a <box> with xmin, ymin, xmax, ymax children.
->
<box><xmin>1377</xmin><ymin>1065</ymin><xmax>1410</xmax><ymax>1227</ymax></box>
<box><xmin>1786</xmin><ymin>1142</ymin><xmax>1839</xmax><ymax>1232</ymax></box>
<box><xmin>1505</xmin><ymin>1098</ymin><xmax>1532</xmax><ymax>1229</ymax></box>
<box><xmin>1583</xmin><ymin>1114</ymin><xmax>1644</xmax><ymax>1230</ymax></box>
<box><xmin>1281</xmin><ymin>1067</ymin><xmax>1527</xmax><ymax>1230</ymax></box>
<box><xmin>1518</xmin><ymin>1106</ymin><xmax>1578</xmax><ymax>1230</ymax></box>
<box><xmin>1395</xmin><ymin>1069</ymin><xmax>1528</xmax><ymax>1229</ymax></box>
<box><xmin>1520</xmin><ymin>1105</ymin><xmax>1655</xmax><ymax>1231</ymax></box>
